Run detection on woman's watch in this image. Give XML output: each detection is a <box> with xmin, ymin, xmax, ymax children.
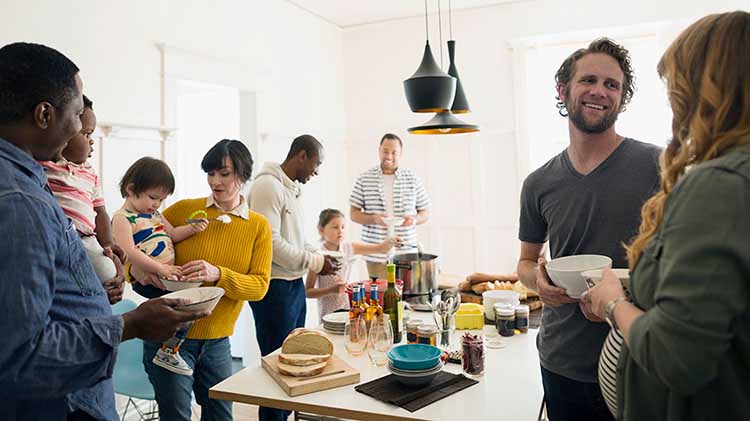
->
<box><xmin>605</xmin><ymin>296</ymin><xmax>628</xmax><ymax>330</ymax></box>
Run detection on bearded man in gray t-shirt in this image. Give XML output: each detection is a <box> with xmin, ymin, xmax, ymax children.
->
<box><xmin>517</xmin><ymin>38</ymin><xmax>661</xmax><ymax>421</ymax></box>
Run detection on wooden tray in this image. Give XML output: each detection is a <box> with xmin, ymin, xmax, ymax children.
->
<box><xmin>261</xmin><ymin>354</ymin><xmax>360</xmax><ymax>397</ymax></box>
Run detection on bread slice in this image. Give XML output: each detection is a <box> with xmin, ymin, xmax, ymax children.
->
<box><xmin>278</xmin><ymin>353</ymin><xmax>331</xmax><ymax>366</ymax></box>
<box><xmin>277</xmin><ymin>361</ymin><xmax>327</xmax><ymax>377</ymax></box>
<box><xmin>281</xmin><ymin>328</ymin><xmax>334</xmax><ymax>356</ymax></box>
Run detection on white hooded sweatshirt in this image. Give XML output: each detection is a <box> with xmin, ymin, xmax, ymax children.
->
<box><xmin>248</xmin><ymin>162</ymin><xmax>324</xmax><ymax>280</ymax></box>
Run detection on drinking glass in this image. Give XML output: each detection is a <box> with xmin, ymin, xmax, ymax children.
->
<box><xmin>367</xmin><ymin>315</ymin><xmax>393</xmax><ymax>366</ymax></box>
<box><xmin>344</xmin><ymin>316</ymin><xmax>368</xmax><ymax>356</ymax></box>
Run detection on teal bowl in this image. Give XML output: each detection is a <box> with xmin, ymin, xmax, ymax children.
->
<box><xmin>387</xmin><ymin>344</ymin><xmax>442</xmax><ymax>371</ymax></box>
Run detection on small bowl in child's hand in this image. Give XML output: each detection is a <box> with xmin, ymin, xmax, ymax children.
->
<box><xmin>160</xmin><ymin>277</ymin><xmax>203</xmax><ymax>292</ymax></box>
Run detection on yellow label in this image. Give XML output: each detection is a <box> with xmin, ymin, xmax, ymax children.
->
<box><xmin>397</xmin><ymin>302</ymin><xmax>403</xmax><ymax>332</ymax></box>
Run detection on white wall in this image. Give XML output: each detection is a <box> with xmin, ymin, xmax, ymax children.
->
<box><xmin>0</xmin><ymin>0</ymin><xmax>348</xmax><ymax>223</ymax></box>
<box><xmin>342</xmin><ymin>0</ymin><xmax>748</xmax><ymax>276</ymax></box>
<box><xmin>0</xmin><ymin>0</ymin><xmax>347</xmax><ymax>384</ymax></box>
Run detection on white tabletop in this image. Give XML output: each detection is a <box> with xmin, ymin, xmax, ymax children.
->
<box><xmin>209</xmin><ymin>312</ymin><xmax>543</xmax><ymax>421</ymax></box>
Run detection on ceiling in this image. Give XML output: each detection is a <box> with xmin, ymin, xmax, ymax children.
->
<box><xmin>285</xmin><ymin>0</ymin><xmax>525</xmax><ymax>28</ymax></box>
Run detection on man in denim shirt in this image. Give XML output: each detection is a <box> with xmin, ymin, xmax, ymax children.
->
<box><xmin>0</xmin><ymin>43</ymin><xmax>210</xmax><ymax>421</ymax></box>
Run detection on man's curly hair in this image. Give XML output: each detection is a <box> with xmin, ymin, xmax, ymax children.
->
<box><xmin>555</xmin><ymin>38</ymin><xmax>636</xmax><ymax>116</ymax></box>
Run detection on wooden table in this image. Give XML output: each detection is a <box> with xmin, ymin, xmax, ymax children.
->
<box><xmin>209</xmin><ymin>313</ymin><xmax>543</xmax><ymax>421</ymax></box>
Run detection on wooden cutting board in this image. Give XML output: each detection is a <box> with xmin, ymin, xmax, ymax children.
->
<box><xmin>261</xmin><ymin>354</ymin><xmax>360</xmax><ymax>397</ymax></box>
<box><xmin>459</xmin><ymin>290</ymin><xmax>543</xmax><ymax>311</ymax></box>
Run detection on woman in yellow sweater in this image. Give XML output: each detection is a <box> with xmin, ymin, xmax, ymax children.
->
<box><xmin>141</xmin><ymin>139</ymin><xmax>272</xmax><ymax>421</ymax></box>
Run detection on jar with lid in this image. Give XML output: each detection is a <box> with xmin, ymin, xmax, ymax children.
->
<box><xmin>417</xmin><ymin>324</ymin><xmax>438</xmax><ymax>346</ymax></box>
<box><xmin>405</xmin><ymin>320</ymin><xmax>423</xmax><ymax>344</ymax></box>
<box><xmin>494</xmin><ymin>303</ymin><xmax>515</xmax><ymax>337</ymax></box>
<box><xmin>461</xmin><ymin>333</ymin><xmax>485</xmax><ymax>377</ymax></box>
<box><xmin>515</xmin><ymin>304</ymin><xmax>530</xmax><ymax>334</ymax></box>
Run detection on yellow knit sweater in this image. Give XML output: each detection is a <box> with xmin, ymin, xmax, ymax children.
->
<box><xmin>162</xmin><ymin>198</ymin><xmax>272</xmax><ymax>339</ymax></box>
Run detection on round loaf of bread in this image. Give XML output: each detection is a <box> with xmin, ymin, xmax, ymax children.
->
<box><xmin>277</xmin><ymin>361</ymin><xmax>327</xmax><ymax>377</ymax></box>
<box><xmin>281</xmin><ymin>328</ymin><xmax>334</xmax><ymax>356</ymax></box>
<box><xmin>278</xmin><ymin>353</ymin><xmax>331</xmax><ymax>366</ymax></box>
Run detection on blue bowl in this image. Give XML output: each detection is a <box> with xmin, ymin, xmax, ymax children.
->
<box><xmin>387</xmin><ymin>344</ymin><xmax>442</xmax><ymax>371</ymax></box>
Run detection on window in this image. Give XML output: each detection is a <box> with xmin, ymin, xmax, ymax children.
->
<box><xmin>512</xmin><ymin>22</ymin><xmax>684</xmax><ymax>175</ymax></box>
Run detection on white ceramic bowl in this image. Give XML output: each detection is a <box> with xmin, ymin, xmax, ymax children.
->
<box><xmin>319</xmin><ymin>249</ymin><xmax>346</xmax><ymax>266</ymax></box>
<box><xmin>545</xmin><ymin>255</ymin><xmax>612</xmax><ymax>298</ymax></box>
<box><xmin>383</xmin><ymin>216</ymin><xmax>405</xmax><ymax>227</ymax></box>
<box><xmin>482</xmin><ymin>290</ymin><xmax>520</xmax><ymax>321</ymax></box>
<box><xmin>387</xmin><ymin>360</ymin><xmax>443</xmax><ymax>387</ymax></box>
<box><xmin>581</xmin><ymin>268</ymin><xmax>630</xmax><ymax>291</ymax></box>
<box><xmin>162</xmin><ymin>286</ymin><xmax>225</xmax><ymax>313</ymax></box>
<box><xmin>160</xmin><ymin>278</ymin><xmax>203</xmax><ymax>292</ymax></box>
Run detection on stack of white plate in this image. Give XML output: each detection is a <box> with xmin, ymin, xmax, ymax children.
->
<box><xmin>321</xmin><ymin>312</ymin><xmax>348</xmax><ymax>335</ymax></box>
<box><xmin>386</xmin><ymin>360</ymin><xmax>444</xmax><ymax>387</ymax></box>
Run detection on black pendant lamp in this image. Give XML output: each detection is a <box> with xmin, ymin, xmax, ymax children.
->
<box><xmin>447</xmin><ymin>40</ymin><xmax>470</xmax><ymax>113</ymax></box>
<box><xmin>403</xmin><ymin>0</ymin><xmax>456</xmax><ymax>113</ymax></box>
<box><xmin>408</xmin><ymin>0</ymin><xmax>478</xmax><ymax>135</ymax></box>
<box><xmin>408</xmin><ymin>111</ymin><xmax>478</xmax><ymax>134</ymax></box>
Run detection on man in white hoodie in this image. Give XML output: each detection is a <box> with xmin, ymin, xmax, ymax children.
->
<box><xmin>248</xmin><ymin>134</ymin><xmax>338</xmax><ymax>421</ymax></box>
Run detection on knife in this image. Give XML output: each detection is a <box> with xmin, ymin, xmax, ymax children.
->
<box><xmin>295</xmin><ymin>370</ymin><xmax>346</xmax><ymax>382</ymax></box>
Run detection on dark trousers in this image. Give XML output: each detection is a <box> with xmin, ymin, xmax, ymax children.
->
<box><xmin>541</xmin><ymin>366</ymin><xmax>614</xmax><ymax>421</ymax></box>
<box><xmin>143</xmin><ymin>338</ymin><xmax>233</xmax><ymax>421</ymax></box>
<box><xmin>249</xmin><ymin>278</ymin><xmax>307</xmax><ymax>421</ymax></box>
<box><xmin>67</xmin><ymin>410</ymin><xmax>96</xmax><ymax>421</ymax></box>
<box><xmin>132</xmin><ymin>281</ymin><xmax>168</xmax><ymax>299</ymax></box>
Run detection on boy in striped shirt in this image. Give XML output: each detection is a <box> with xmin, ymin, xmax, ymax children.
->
<box><xmin>39</xmin><ymin>95</ymin><xmax>120</xmax><ymax>297</ymax></box>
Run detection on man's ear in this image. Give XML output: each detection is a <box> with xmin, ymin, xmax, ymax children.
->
<box><xmin>32</xmin><ymin>102</ymin><xmax>54</xmax><ymax>130</ymax></box>
<box><xmin>556</xmin><ymin>83</ymin><xmax>568</xmax><ymax>103</ymax></box>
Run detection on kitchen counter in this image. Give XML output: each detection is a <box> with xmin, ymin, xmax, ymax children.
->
<box><xmin>209</xmin><ymin>312</ymin><xmax>543</xmax><ymax>420</ymax></box>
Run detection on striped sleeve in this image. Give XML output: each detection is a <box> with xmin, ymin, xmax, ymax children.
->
<box><xmin>350</xmin><ymin>173</ymin><xmax>366</xmax><ymax>209</ymax></box>
<box><xmin>414</xmin><ymin>174</ymin><xmax>430</xmax><ymax>210</ymax></box>
<box><xmin>91</xmin><ymin>169</ymin><xmax>105</xmax><ymax>208</ymax></box>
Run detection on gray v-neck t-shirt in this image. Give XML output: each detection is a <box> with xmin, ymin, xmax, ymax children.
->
<box><xmin>519</xmin><ymin>138</ymin><xmax>661</xmax><ymax>382</ymax></box>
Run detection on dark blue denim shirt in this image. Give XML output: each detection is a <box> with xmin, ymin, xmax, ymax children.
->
<box><xmin>0</xmin><ymin>138</ymin><xmax>122</xmax><ymax>421</ymax></box>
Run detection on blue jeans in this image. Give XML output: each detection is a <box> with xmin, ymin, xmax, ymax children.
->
<box><xmin>249</xmin><ymin>278</ymin><xmax>306</xmax><ymax>421</ymax></box>
<box><xmin>541</xmin><ymin>366</ymin><xmax>613</xmax><ymax>421</ymax></box>
<box><xmin>143</xmin><ymin>337</ymin><xmax>233</xmax><ymax>421</ymax></box>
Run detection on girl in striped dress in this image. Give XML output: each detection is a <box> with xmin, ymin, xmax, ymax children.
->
<box><xmin>305</xmin><ymin>208</ymin><xmax>399</xmax><ymax>321</ymax></box>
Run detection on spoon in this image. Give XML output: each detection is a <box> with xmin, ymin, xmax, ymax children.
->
<box><xmin>186</xmin><ymin>214</ymin><xmax>232</xmax><ymax>224</ymax></box>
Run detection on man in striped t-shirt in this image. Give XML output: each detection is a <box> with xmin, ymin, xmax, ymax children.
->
<box><xmin>350</xmin><ymin>133</ymin><xmax>430</xmax><ymax>278</ymax></box>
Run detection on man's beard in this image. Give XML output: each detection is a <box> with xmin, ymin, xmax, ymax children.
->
<box><xmin>568</xmin><ymin>102</ymin><xmax>620</xmax><ymax>134</ymax></box>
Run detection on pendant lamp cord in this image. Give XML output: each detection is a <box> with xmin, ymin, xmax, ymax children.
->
<box><xmin>449</xmin><ymin>0</ymin><xmax>453</xmax><ymax>39</ymax></box>
<box><xmin>438</xmin><ymin>0</ymin><xmax>444</xmax><ymax>69</ymax></box>
<box><xmin>424</xmin><ymin>0</ymin><xmax>429</xmax><ymax>41</ymax></box>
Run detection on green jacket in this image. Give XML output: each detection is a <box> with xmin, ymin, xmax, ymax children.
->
<box><xmin>618</xmin><ymin>144</ymin><xmax>750</xmax><ymax>421</ymax></box>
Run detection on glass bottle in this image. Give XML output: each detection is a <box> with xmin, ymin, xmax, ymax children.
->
<box><xmin>382</xmin><ymin>263</ymin><xmax>403</xmax><ymax>343</ymax></box>
<box><xmin>366</xmin><ymin>284</ymin><xmax>383</xmax><ymax>325</ymax></box>
<box><xmin>357</xmin><ymin>282</ymin><xmax>369</xmax><ymax>317</ymax></box>
<box><xmin>349</xmin><ymin>284</ymin><xmax>362</xmax><ymax>322</ymax></box>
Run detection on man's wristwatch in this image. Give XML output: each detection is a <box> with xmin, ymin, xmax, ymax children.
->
<box><xmin>605</xmin><ymin>296</ymin><xmax>628</xmax><ymax>330</ymax></box>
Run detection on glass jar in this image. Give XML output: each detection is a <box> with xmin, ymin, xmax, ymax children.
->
<box><xmin>494</xmin><ymin>303</ymin><xmax>515</xmax><ymax>337</ymax></box>
<box><xmin>405</xmin><ymin>320</ymin><xmax>423</xmax><ymax>344</ymax></box>
<box><xmin>461</xmin><ymin>333</ymin><xmax>485</xmax><ymax>377</ymax></box>
<box><xmin>515</xmin><ymin>304</ymin><xmax>530</xmax><ymax>334</ymax></box>
<box><xmin>417</xmin><ymin>324</ymin><xmax>438</xmax><ymax>346</ymax></box>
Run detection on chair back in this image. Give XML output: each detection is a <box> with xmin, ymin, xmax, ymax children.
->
<box><xmin>111</xmin><ymin>300</ymin><xmax>155</xmax><ymax>401</ymax></box>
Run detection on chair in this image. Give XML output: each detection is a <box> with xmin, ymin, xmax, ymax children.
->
<box><xmin>111</xmin><ymin>299</ymin><xmax>158</xmax><ymax>420</ymax></box>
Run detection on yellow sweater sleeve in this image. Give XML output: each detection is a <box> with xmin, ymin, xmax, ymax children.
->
<box><xmin>216</xmin><ymin>217</ymin><xmax>272</xmax><ymax>301</ymax></box>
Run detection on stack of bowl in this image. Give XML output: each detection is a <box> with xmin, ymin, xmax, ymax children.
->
<box><xmin>321</xmin><ymin>312</ymin><xmax>348</xmax><ymax>335</ymax></box>
<box><xmin>386</xmin><ymin>344</ymin><xmax>443</xmax><ymax>386</ymax></box>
